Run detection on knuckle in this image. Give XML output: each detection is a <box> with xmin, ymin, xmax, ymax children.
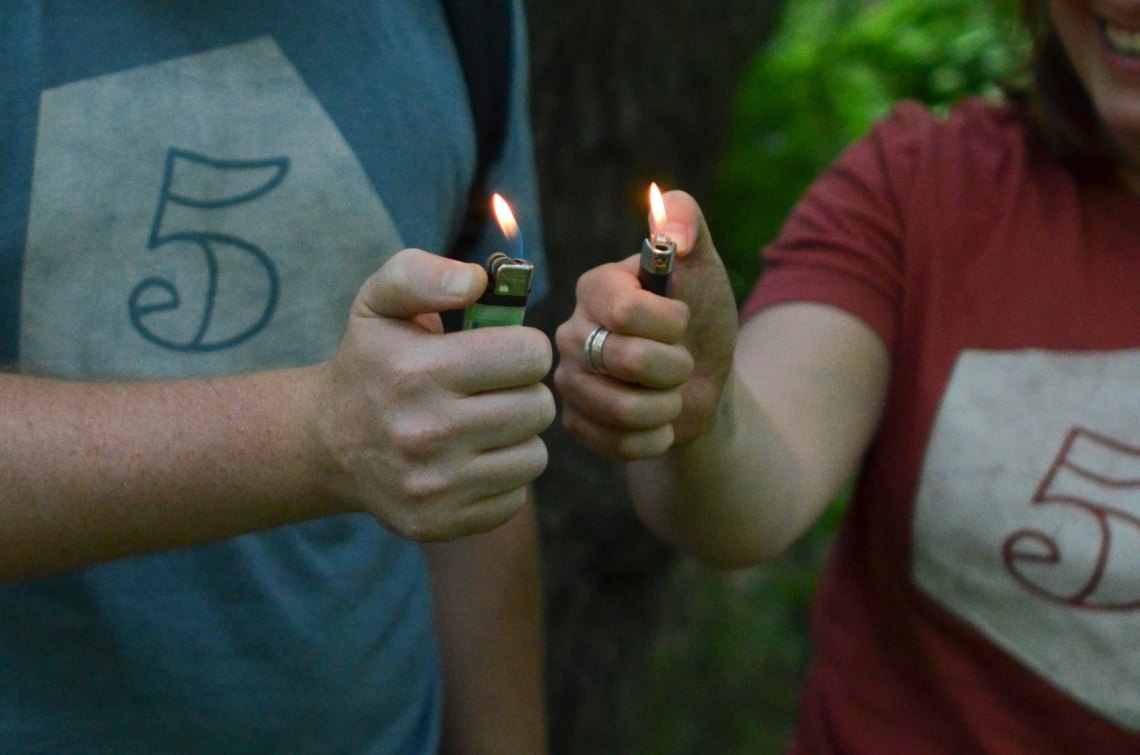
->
<box><xmin>560</xmin><ymin>411</ymin><xmax>592</xmax><ymax>444</ymax></box>
<box><xmin>373</xmin><ymin>254</ymin><xmax>415</xmax><ymax>301</ymax></box>
<box><xmin>686</xmin><ymin>387</ymin><xmax>720</xmax><ymax>425</ymax></box>
<box><xmin>616</xmin><ymin>427</ymin><xmax>673</xmax><ymax>460</ymax></box>
<box><xmin>666</xmin><ymin>303</ymin><xmax>692</xmax><ymax>343</ymax></box>
<box><xmin>535</xmin><ymin>385</ymin><xmax>557</xmax><ymax>428</ymax></box>
<box><xmin>389</xmin><ymin>507</ymin><xmax>435</xmax><ymax>541</ymax></box>
<box><xmin>401</xmin><ymin>513</ymin><xmax>447</xmax><ymax>542</ymax></box>
<box><xmin>560</xmin><ymin>408</ymin><xmax>581</xmax><ymax>434</ymax></box>
<box><xmin>387</xmin><ymin>254</ymin><xmax>414</xmax><ymax>287</ymax></box>
<box><xmin>416</xmin><ymin>515</ymin><xmax>454</xmax><ymax>542</ymax></box>
<box><xmin>386</xmin><ymin>509</ymin><xmax>417</xmax><ymax>539</ymax></box>
<box><xmin>387</xmin><ymin>424</ymin><xmax>431</xmax><ymax>459</ymax></box>
<box><xmin>523</xmin><ymin>436</ymin><xmax>550</xmax><ymax>479</ymax></box>
<box><xmin>500</xmin><ymin>487</ymin><xmax>530</xmax><ymax>517</ymax></box>
<box><xmin>386</xmin><ymin>415</ymin><xmax>451</xmax><ymax>460</ymax></box>
<box><xmin>608</xmin><ymin>392</ymin><xmax>644</xmax><ymax>428</ymax></box>
<box><xmin>464</xmin><ymin>498</ymin><xmax>521</xmax><ymax>537</ymax></box>
<box><xmin>519</xmin><ymin>329</ymin><xmax>553</xmax><ymax>377</ymax></box>
<box><xmin>608</xmin><ymin>296</ymin><xmax>640</xmax><ymax>331</ymax></box>
<box><xmin>663</xmin><ymin>392</ymin><xmax>685</xmax><ymax>423</ymax></box>
<box><xmin>552</xmin><ymin>364</ymin><xmax>571</xmax><ymax>394</ymax></box>
<box><xmin>561</xmin><ymin>415</ymin><xmax>616</xmax><ymax>460</ymax></box>
<box><xmin>538</xmin><ymin>335</ymin><xmax>554</xmax><ymax>373</ymax></box>
<box><xmin>398</xmin><ymin>468</ymin><xmax>449</xmax><ymax>504</ymax></box>
<box><xmin>574</xmin><ymin>269</ymin><xmax>602</xmax><ymax>298</ymax></box>
<box><xmin>623</xmin><ymin>341</ymin><xmax>656</xmax><ymax>377</ymax></box>
<box><xmin>554</xmin><ymin>322</ymin><xmax>576</xmax><ymax>355</ymax></box>
<box><xmin>388</xmin><ymin>357</ymin><xmax>433</xmax><ymax>394</ymax></box>
<box><xmin>614</xmin><ymin>436</ymin><xmax>640</xmax><ymax>459</ymax></box>
<box><xmin>678</xmin><ymin>348</ymin><xmax>696</xmax><ymax>378</ymax></box>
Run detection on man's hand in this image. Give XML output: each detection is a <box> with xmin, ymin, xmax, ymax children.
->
<box><xmin>554</xmin><ymin>190</ymin><xmax>737</xmax><ymax>459</ymax></box>
<box><xmin>312</xmin><ymin>249</ymin><xmax>555</xmax><ymax>541</ymax></box>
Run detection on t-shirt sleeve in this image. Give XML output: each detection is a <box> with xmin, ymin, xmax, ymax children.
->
<box><xmin>739</xmin><ymin>101</ymin><xmax>934</xmax><ymax>353</ymax></box>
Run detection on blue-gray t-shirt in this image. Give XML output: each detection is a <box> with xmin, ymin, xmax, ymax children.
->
<box><xmin>0</xmin><ymin>1</ymin><xmax>546</xmax><ymax>752</ymax></box>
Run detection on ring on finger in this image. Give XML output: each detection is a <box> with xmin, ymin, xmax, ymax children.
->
<box><xmin>583</xmin><ymin>325</ymin><xmax>611</xmax><ymax>375</ymax></box>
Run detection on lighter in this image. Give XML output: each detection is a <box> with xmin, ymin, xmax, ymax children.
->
<box><xmin>639</xmin><ymin>182</ymin><xmax>675</xmax><ymax>297</ymax></box>
<box><xmin>462</xmin><ymin>252</ymin><xmax>534</xmax><ymax>329</ymax></box>
<box><xmin>462</xmin><ymin>194</ymin><xmax>533</xmax><ymax>329</ymax></box>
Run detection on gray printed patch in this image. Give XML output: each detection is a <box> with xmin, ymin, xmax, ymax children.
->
<box><xmin>913</xmin><ymin>348</ymin><xmax>1140</xmax><ymax>729</ymax></box>
<box><xmin>22</xmin><ymin>37</ymin><xmax>402</xmax><ymax>378</ymax></box>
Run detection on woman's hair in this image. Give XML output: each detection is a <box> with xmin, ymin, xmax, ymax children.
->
<box><xmin>1011</xmin><ymin>0</ymin><xmax>1117</xmax><ymax>177</ymax></box>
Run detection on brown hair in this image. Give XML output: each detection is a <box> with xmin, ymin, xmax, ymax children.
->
<box><xmin>1011</xmin><ymin>0</ymin><xmax>1117</xmax><ymax>177</ymax></box>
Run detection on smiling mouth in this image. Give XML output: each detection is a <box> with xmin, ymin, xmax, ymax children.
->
<box><xmin>1101</xmin><ymin>18</ymin><xmax>1140</xmax><ymax>58</ymax></box>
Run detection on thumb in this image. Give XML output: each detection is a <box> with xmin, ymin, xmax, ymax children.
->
<box><xmin>657</xmin><ymin>189</ymin><xmax>714</xmax><ymax>262</ymax></box>
<box><xmin>353</xmin><ymin>248</ymin><xmax>487</xmax><ymax>320</ymax></box>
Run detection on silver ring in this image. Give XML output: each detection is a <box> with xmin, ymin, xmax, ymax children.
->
<box><xmin>583</xmin><ymin>325</ymin><xmax>610</xmax><ymax>375</ymax></box>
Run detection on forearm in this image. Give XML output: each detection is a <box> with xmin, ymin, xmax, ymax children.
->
<box><xmin>628</xmin><ymin>373</ymin><xmax>813</xmax><ymax>568</ymax></box>
<box><xmin>0</xmin><ymin>367</ymin><xmax>330</xmax><ymax>581</ymax></box>
<box><xmin>0</xmin><ymin>249</ymin><xmax>556</xmax><ymax>581</ymax></box>
<box><xmin>629</xmin><ymin>304</ymin><xmax>890</xmax><ymax>569</ymax></box>
<box><xmin>424</xmin><ymin>496</ymin><xmax>547</xmax><ymax>755</ymax></box>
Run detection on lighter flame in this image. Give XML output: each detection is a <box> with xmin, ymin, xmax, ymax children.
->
<box><xmin>492</xmin><ymin>193</ymin><xmax>519</xmax><ymax>239</ymax></box>
<box><xmin>649</xmin><ymin>182</ymin><xmax>667</xmax><ymax>232</ymax></box>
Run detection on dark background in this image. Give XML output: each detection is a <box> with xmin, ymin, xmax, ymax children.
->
<box><xmin>523</xmin><ymin>2</ymin><xmax>786</xmax><ymax>753</ymax></box>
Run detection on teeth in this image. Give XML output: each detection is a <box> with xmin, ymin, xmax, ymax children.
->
<box><xmin>1105</xmin><ymin>22</ymin><xmax>1140</xmax><ymax>57</ymax></box>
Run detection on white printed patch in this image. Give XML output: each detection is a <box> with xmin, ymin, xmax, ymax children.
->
<box><xmin>22</xmin><ymin>38</ymin><xmax>402</xmax><ymax>378</ymax></box>
<box><xmin>913</xmin><ymin>349</ymin><xmax>1140</xmax><ymax>729</ymax></box>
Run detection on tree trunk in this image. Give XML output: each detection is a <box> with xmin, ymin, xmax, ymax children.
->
<box><xmin>523</xmin><ymin>2</ymin><xmax>787</xmax><ymax>751</ymax></box>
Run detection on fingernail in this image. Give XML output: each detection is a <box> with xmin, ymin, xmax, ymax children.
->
<box><xmin>664</xmin><ymin>222</ymin><xmax>689</xmax><ymax>249</ymax></box>
<box><xmin>442</xmin><ymin>266</ymin><xmax>476</xmax><ymax>298</ymax></box>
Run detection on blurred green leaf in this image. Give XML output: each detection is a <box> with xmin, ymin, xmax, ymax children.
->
<box><xmin>709</xmin><ymin>0</ymin><xmax>1024</xmax><ymax>302</ymax></box>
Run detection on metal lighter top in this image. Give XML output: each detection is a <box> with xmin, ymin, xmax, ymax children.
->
<box><xmin>638</xmin><ymin>232</ymin><xmax>676</xmax><ymax>297</ymax></box>
<box><xmin>479</xmin><ymin>252</ymin><xmax>533</xmax><ymax>304</ymax></box>
<box><xmin>463</xmin><ymin>251</ymin><xmax>534</xmax><ymax>329</ymax></box>
<box><xmin>641</xmin><ymin>182</ymin><xmax>675</xmax><ymax>297</ymax></box>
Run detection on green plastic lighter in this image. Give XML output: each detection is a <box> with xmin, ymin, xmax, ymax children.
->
<box><xmin>462</xmin><ymin>252</ymin><xmax>534</xmax><ymax>329</ymax></box>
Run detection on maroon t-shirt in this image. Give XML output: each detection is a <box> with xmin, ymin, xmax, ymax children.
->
<box><xmin>743</xmin><ymin>98</ymin><xmax>1140</xmax><ymax>752</ymax></box>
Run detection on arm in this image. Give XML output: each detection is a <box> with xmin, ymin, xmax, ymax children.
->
<box><xmin>0</xmin><ymin>249</ymin><xmax>555</xmax><ymax>582</ymax></box>
<box><xmin>555</xmin><ymin>190</ymin><xmax>889</xmax><ymax>568</ymax></box>
<box><xmin>0</xmin><ymin>364</ymin><xmax>327</xmax><ymax>579</ymax></box>
<box><xmin>628</xmin><ymin>303</ymin><xmax>889</xmax><ymax>566</ymax></box>
<box><xmin>425</xmin><ymin>492</ymin><xmax>546</xmax><ymax>755</ymax></box>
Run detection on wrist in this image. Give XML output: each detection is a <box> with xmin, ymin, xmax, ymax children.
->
<box><xmin>671</xmin><ymin>368</ymin><xmax>734</xmax><ymax>449</ymax></box>
<box><xmin>283</xmin><ymin>362</ymin><xmax>352</xmax><ymax>518</ymax></box>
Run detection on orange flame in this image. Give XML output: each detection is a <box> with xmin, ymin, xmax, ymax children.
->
<box><xmin>492</xmin><ymin>193</ymin><xmax>519</xmax><ymax>239</ymax></box>
<box><xmin>649</xmin><ymin>182</ymin><xmax>667</xmax><ymax>232</ymax></box>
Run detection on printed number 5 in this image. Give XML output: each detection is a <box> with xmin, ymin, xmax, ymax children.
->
<box><xmin>1003</xmin><ymin>427</ymin><xmax>1140</xmax><ymax>611</ymax></box>
<box><xmin>129</xmin><ymin>148</ymin><xmax>287</xmax><ymax>352</ymax></box>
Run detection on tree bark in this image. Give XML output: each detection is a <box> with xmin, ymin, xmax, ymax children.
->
<box><xmin>523</xmin><ymin>2</ymin><xmax>787</xmax><ymax>751</ymax></box>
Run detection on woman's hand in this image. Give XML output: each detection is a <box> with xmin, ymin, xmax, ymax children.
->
<box><xmin>554</xmin><ymin>190</ymin><xmax>738</xmax><ymax>459</ymax></box>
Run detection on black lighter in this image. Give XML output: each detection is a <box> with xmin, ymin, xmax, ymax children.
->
<box><xmin>639</xmin><ymin>182</ymin><xmax>675</xmax><ymax>297</ymax></box>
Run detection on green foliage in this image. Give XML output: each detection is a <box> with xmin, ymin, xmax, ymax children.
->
<box><xmin>632</xmin><ymin>513</ymin><xmax>839</xmax><ymax>755</ymax></box>
<box><xmin>711</xmin><ymin>0</ymin><xmax>1025</xmax><ymax>302</ymax></box>
<box><xmin>634</xmin><ymin>2</ymin><xmax>1025</xmax><ymax>753</ymax></box>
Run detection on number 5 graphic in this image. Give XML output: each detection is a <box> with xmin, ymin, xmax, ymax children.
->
<box><xmin>1002</xmin><ymin>427</ymin><xmax>1140</xmax><ymax>611</ymax></box>
<box><xmin>130</xmin><ymin>148</ymin><xmax>286</xmax><ymax>352</ymax></box>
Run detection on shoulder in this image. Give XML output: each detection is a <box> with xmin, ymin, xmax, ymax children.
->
<box><xmin>869</xmin><ymin>97</ymin><xmax>1026</xmax><ymax>150</ymax></box>
<box><xmin>856</xmin><ymin>97</ymin><xmax>1034</xmax><ymax>192</ymax></box>
<box><xmin>807</xmin><ymin>96</ymin><xmax>1049</xmax><ymax>241</ymax></box>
